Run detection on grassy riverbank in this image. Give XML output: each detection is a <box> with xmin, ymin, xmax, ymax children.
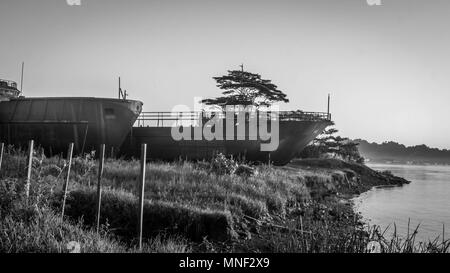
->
<box><xmin>1</xmin><ymin>148</ymin><xmax>448</xmax><ymax>253</ymax></box>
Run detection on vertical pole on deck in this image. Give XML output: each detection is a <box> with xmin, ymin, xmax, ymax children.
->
<box><xmin>327</xmin><ymin>93</ymin><xmax>330</xmax><ymax>119</ymax></box>
<box><xmin>137</xmin><ymin>143</ymin><xmax>147</xmax><ymax>251</ymax></box>
<box><xmin>61</xmin><ymin>143</ymin><xmax>74</xmax><ymax>218</ymax></box>
<box><xmin>0</xmin><ymin>142</ymin><xmax>4</xmax><ymax>172</ymax></box>
<box><xmin>96</xmin><ymin>144</ymin><xmax>105</xmax><ymax>233</ymax></box>
<box><xmin>20</xmin><ymin>62</ymin><xmax>25</xmax><ymax>93</ymax></box>
<box><xmin>118</xmin><ymin>77</ymin><xmax>121</xmax><ymax>99</ymax></box>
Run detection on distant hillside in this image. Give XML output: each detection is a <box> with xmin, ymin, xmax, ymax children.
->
<box><xmin>354</xmin><ymin>139</ymin><xmax>450</xmax><ymax>165</ymax></box>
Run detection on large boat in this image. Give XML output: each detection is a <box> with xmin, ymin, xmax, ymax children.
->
<box><xmin>0</xmin><ymin>78</ymin><xmax>143</xmax><ymax>155</ymax></box>
<box><xmin>120</xmin><ymin>110</ymin><xmax>332</xmax><ymax>165</ymax></box>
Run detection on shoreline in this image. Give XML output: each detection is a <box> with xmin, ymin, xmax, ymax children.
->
<box><xmin>289</xmin><ymin>158</ymin><xmax>411</xmax><ymax>222</ymax></box>
<box><xmin>228</xmin><ymin>158</ymin><xmax>411</xmax><ymax>252</ymax></box>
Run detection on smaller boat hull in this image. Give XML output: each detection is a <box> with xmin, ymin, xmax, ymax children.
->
<box><xmin>0</xmin><ymin>97</ymin><xmax>142</xmax><ymax>155</ymax></box>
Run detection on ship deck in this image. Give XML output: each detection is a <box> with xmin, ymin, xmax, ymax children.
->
<box><xmin>134</xmin><ymin>110</ymin><xmax>331</xmax><ymax>128</ymax></box>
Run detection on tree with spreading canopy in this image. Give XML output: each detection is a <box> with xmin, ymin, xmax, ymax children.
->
<box><xmin>298</xmin><ymin>126</ymin><xmax>365</xmax><ymax>164</ymax></box>
<box><xmin>200</xmin><ymin>66</ymin><xmax>289</xmax><ymax>107</ymax></box>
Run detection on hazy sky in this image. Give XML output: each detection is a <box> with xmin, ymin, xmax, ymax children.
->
<box><xmin>1</xmin><ymin>0</ymin><xmax>450</xmax><ymax>149</ymax></box>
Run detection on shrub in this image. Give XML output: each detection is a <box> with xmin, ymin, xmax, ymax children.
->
<box><xmin>210</xmin><ymin>153</ymin><xmax>237</xmax><ymax>175</ymax></box>
<box><xmin>71</xmin><ymin>151</ymin><xmax>96</xmax><ymax>183</ymax></box>
<box><xmin>0</xmin><ymin>178</ymin><xmax>22</xmax><ymax>214</ymax></box>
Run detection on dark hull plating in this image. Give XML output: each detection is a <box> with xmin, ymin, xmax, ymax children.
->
<box><xmin>120</xmin><ymin>120</ymin><xmax>331</xmax><ymax>165</ymax></box>
<box><xmin>0</xmin><ymin>97</ymin><xmax>142</xmax><ymax>155</ymax></box>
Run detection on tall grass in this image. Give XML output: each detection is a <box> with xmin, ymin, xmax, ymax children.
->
<box><xmin>0</xmin><ymin>147</ymin><xmax>448</xmax><ymax>253</ymax></box>
<box><xmin>0</xmin><ymin>150</ymin><xmax>191</xmax><ymax>253</ymax></box>
<box><xmin>99</xmin><ymin>158</ymin><xmax>313</xmax><ymax>219</ymax></box>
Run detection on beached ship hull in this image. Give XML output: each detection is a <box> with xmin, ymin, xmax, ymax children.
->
<box><xmin>120</xmin><ymin>113</ymin><xmax>331</xmax><ymax>165</ymax></box>
<box><xmin>0</xmin><ymin>97</ymin><xmax>143</xmax><ymax>155</ymax></box>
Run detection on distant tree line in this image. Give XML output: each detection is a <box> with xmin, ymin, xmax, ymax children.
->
<box><xmin>354</xmin><ymin>139</ymin><xmax>450</xmax><ymax>164</ymax></box>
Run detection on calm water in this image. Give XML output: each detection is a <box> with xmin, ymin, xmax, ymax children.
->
<box><xmin>353</xmin><ymin>163</ymin><xmax>450</xmax><ymax>242</ymax></box>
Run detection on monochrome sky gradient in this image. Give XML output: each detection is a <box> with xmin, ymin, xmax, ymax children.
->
<box><xmin>1</xmin><ymin>0</ymin><xmax>449</xmax><ymax>149</ymax></box>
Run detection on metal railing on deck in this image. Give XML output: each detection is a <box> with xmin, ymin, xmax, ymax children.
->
<box><xmin>135</xmin><ymin>110</ymin><xmax>331</xmax><ymax>127</ymax></box>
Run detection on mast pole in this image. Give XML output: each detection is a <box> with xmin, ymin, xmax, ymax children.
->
<box><xmin>20</xmin><ymin>62</ymin><xmax>24</xmax><ymax>94</ymax></box>
<box><xmin>327</xmin><ymin>93</ymin><xmax>331</xmax><ymax>119</ymax></box>
<box><xmin>118</xmin><ymin>77</ymin><xmax>121</xmax><ymax>99</ymax></box>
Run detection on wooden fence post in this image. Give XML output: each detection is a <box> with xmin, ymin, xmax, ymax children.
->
<box><xmin>25</xmin><ymin>140</ymin><xmax>34</xmax><ymax>200</ymax></box>
<box><xmin>137</xmin><ymin>143</ymin><xmax>147</xmax><ymax>250</ymax></box>
<box><xmin>0</xmin><ymin>142</ymin><xmax>4</xmax><ymax>172</ymax></box>
<box><xmin>61</xmin><ymin>143</ymin><xmax>74</xmax><ymax>218</ymax></box>
<box><xmin>96</xmin><ymin>144</ymin><xmax>105</xmax><ymax>233</ymax></box>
